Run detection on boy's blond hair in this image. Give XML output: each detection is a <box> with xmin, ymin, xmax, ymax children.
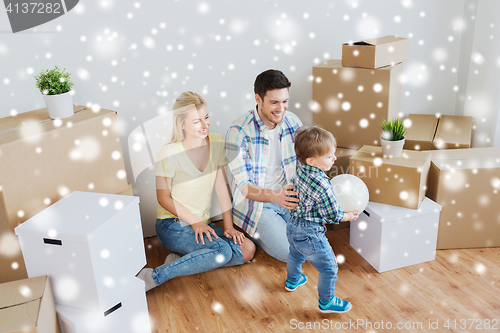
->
<box><xmin>294</xmin><ymin>126</ymin><xmax>337</xmax><ymax>165</ymax></box>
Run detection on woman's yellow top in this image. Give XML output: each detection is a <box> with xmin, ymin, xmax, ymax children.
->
<box><xmin>155</xmin><ymin>133</ymin><xmax>228</xmax><ymax>224</ymax></box>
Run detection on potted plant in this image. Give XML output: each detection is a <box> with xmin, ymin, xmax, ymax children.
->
<box><xmin>380</xmin><ymin>117</ymin><xmax>407</xmax><ymax>158</ymax></box>
<box><xmin>35</xmin><ymin>66</ymin><xmax>74</xmax><ymax>119</ymax></box>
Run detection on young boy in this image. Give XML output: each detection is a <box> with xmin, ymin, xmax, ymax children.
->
<box><xmin>285</xmin><ymin>126</ymin><xmax>359</xmax><ymax>313</ymax></box>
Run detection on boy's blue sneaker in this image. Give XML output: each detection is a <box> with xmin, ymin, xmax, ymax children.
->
<box><xmin>319</xmin><ymin>296</ymin><xmax>352</xmax><ymax>313</ymax></box>
<box><xmin>285</xmin><ymin>274</ymin><xmax>308</xmax><ymax>291</ymax></box>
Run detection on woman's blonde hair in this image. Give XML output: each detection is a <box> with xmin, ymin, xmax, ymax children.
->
<box><xmin>168</xmin><ymin>91</ymin><xmax>207</xmax><ymax>144</ymax></box>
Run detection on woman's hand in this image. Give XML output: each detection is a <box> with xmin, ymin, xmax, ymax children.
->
<box><xmin>224</xmin><ymin>227</ymin><xmax>245</xmax><ymax>245</ymax></box>
<box><xmin>191</xmin><ymin>222</ymin><xmax>218</xmax><ymax>245</ymax></box>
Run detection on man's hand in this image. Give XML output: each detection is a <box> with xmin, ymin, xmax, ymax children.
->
<box><xmin>272</xmin><ymin>185</ymin><xmax>299</xmax><ymax>210</ymax></box>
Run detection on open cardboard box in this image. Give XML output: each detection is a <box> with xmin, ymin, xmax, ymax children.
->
<box><xmin>427</xmin><ymin>147</ymin><xmax>500</xmax><ymax>249</ymax></box>
<box><xmin>403</xmin><ymin>114</ymin><xmax>439</xmax><ymax>151</ymax></box>
<box><xmin>349</xmin><ymin>145</ymin><xmax>431</xmax><ymax>209</ymax></box>
<box><xmin>313</xmin><ymin>60</ymin><xmax>403</xmax><ymax>149</ymax></box>
<box><xmin>404</xmin><ymin>114</ymin><xmax>473</xmax><ymax>151</ymax></box>
<box><xmin>342</xmin><ymin>35</ymin><xmax>409</xmax><ymax>69</ymax></box>
<box><xmin>432</xmin><ymin>115</ymin><xmax>473</xmax><ymax>149</ymax></box>
<box><xmin>0</xmin><ymin>275</ymin><xmax>60</xmax><ymax>333</ymax></box>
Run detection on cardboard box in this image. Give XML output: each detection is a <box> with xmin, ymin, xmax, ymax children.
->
<box><xmin>0</xmin><ymin>275</ymin><xmax>60</xmax><ymax>333</ymax></box>
<box><xmin>0</xmin><ymin>105</ymin><xmax>129</xmax><ymax>232</ymax></box>
<box><xmin>349</xmin><ymin>146</ymin><xmax>431</xmax><ymax>209</ymax></box>
<box><xmin>403</xmin><ymin>114</ymin><xmax>439</xmax><ymax>151</ymax></box>
<box><xmin>432</xmin><ymin>115</ymin><xmax>473</xmax><ymax>149</ymax></box>
<box><xmin>350</xmin><ymin>198</ymin><xmax>441</xmax><ymax>273</ymax></box>
<box><xmin>0</xmin><ymin>105</ymin><xmax>129</xmax><ymax>284</ymax></box>
<box><xmin>118</xmin><ymin>183</ymin><xmax>134</xmax><ymax>196</ymax></box>
<box><xmin>404</xmin><ymin>114</ymin><xmax>473</xmax><ymax>151</ymax></box>
<box><xmin>326</xmin><ymin>148</ymin><xmax>358</xmax><ymax>178</ymax></box>
<box><xmin>56</xmin><ymin>278</ymin><xmax>151</xmax><ymax>333</ymax></box>
<box><xmin>15</xmin><ymin>191</ymin><xmax>146</xmax><ymax>312</ymax></box>
<box><xmin>0</xmin><ymin>185</ymin><xmax>135</xmax><ymax>285</ymax></box>
<box><xmin>342</xmin><ymin>35</ymin><xmax>409</xmax><ymax>69</ymax></box>
<box><xmin>0</xmin><ymin>219</ymin><xmax>27</xmax><ymax>285</ymax></box>
<box><xmin>313</xmin><ymin>60</ymin><xmax>403</xmax><ymax>149</ymax></box>
<box><xmin>427</xmin><ymin>147</ymin><xmax>500</xmax><ymax>249</ymax></box>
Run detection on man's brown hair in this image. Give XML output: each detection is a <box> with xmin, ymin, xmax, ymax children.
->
<box><xmin>254</xmin><ymin>69</ymin><xmax>291</xmax><ymax>101</ymax></box>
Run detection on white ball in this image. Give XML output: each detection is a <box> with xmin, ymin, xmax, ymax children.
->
<box><xmin>330</xmin><ymin>174</ymin><xmax>369</xmax><ymax>213</ymax></box>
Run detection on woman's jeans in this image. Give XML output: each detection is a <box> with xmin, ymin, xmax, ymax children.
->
<box><xmin>152</xmin><ymin>218</ymin><xmax>246</xmax><ymax>286</ymax></box>
<box><xmin>286</xmin><ymin>216</ymin><xmax>338</xmax><ymax>303</ymax></box>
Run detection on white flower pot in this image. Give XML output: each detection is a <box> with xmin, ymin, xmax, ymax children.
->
<box><xmin>42</xmin><ymin>91</ymin><xmax>74</xmax><ymax>119</ymax></box>
<box><xmin>380</xmin><ymin>137</ymin><xmax>405</xmax><ymax>158</ymax></box>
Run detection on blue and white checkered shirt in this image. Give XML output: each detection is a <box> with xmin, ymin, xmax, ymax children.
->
<box><xmin>225</xmin><ymin>107</ymin><xmax>303</xmax><ymax>236</ymax></box>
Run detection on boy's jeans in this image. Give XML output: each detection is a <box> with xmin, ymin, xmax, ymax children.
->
<box><xmin>286</xmin><ymin>216</ymin><xmax>338</xmax><ymax>303</ymax></box>
<box><xmin>152</xmin><ymin>218</ymin><xmax>246</xmax><ymax>286</ymax></box>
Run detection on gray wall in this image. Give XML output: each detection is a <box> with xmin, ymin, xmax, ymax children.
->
<box><xmin>1</xmin><ymin>0</ymin><xmax>498</xmax><ymax>236</ymax></box>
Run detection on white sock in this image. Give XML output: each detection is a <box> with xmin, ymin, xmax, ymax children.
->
<box><xmin>164</xmin><ymin>253</ymin><xmax>181</xmax><ymax>266</ymax></box>
<box><xmin>137</xmin><ymin>268</ymin><xmax>157</xmax><ymax>292</ymax></box>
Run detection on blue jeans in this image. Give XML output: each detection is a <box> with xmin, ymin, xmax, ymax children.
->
<box><xmin>152</xmin><ymin>218</ymin><xmax>246</xmax><ymax>285</ymax></box>
<box><xmin>286</xmin><ymin>216</ymin><xmax>338</xmax><ymax>303</ymax></box>
<box><xmin>248</xmin><ymin>202</ymin><xmax>291</xmax><ymax>262</ymax></box>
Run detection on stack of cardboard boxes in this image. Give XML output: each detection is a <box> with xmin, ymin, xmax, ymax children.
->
<box><xmin>313</xmin><ymin>36</ymin><xmax>408</xmax><ymax>151</ymax></box>
<box><xmin>313</xmin><ymin>35</ymin><xmax>409</xmax><ymax>230</ymax></box>
<box><xmin>313</xmin><ymin>35</ymin><xmax>498</xmax><ymax>272</ymax></box>
<box><xmin>0</xmin><ymin>105</ymin><xmax>150</xmax><ymax>331</ymax></box>
<box><xmin>15</xmin><ymin>191</ymin><xmax>151</xmax><ymax>333</ymax></box>
<box><xmin>348</xmin><ymin>145</ymin><xmax>443</xmax><ymax>272</ymax></box>
<box><xmin>0</xmin><ymin>105</ymin><xmax>131</xmax><ymax>284</ymax></box>
<box><xmin>402</xmin><ymin>114</ymin><xmax>499</xmax><ymax>250</ymax></box>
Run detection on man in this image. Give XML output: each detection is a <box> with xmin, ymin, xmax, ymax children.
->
<box><xmin>225</xmin><ymin>69</ymin><xmax>303</xmax><ymax>262</ymax></box>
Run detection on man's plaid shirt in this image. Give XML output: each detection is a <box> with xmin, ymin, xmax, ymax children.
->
<box><xmin>291</xmin><ymin>164</ymin><xmax>344</xmax><ymax>224</ymax></box>
<box><xmin>225</xmin><ymin>107</ymin><xmax>303</xmax><ymax>236</ymax></box>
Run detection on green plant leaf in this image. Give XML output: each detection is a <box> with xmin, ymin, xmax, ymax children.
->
<box><xmin>379</xmin><ymin>117</ymin><xmax>408</xmax><ymax>141</ymax></box>
<box><xmin>35</xmin><ymin>66</ymin><xmax>74</xmax><ymax>95</ymax></box>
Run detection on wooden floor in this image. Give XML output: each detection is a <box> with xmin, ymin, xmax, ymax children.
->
<box><xmin>143</xmin><ymin>226</ymin><xmax>500</xmax><ymax>333</ymax></box>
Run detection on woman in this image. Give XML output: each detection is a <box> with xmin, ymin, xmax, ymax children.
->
<box><xmin>138</xmin><ymin>92</ymin><xmax>255</xmax><ymax>291</ymax></box>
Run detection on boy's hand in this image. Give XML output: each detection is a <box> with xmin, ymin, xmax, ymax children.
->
<box><xmin>272</xmin><ymin>185</ymin><xmax>299</xmax><ymax>210</ymax></box>
<box><xmin>349</xmin><ymin>210</ymin><xmax>360</xmax><ymax>221</ymax></box>
<box><xmin>340</xmin><ymin>210</ymin><xmax>360</xmax><ymax>222</ymax></box>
